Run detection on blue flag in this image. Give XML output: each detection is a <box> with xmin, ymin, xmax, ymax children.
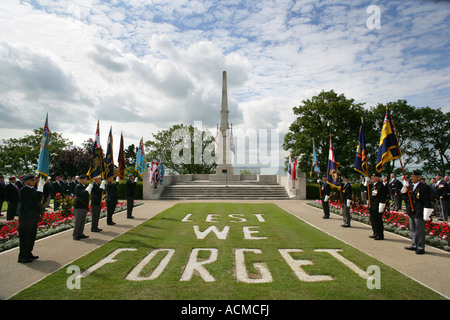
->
<box><xmin>354</xmin><ymin>122</ymin><xmax>369</xmax><ymax>177</ymax></box>
<box><xmin>87</xmin><ymin>120</ymin><xmax>105</xmax><ymax>180</ymax></box>
<box><xmin>326</xmin><ymin>137</ymin><xmax>341</xmax><ymax>189</ymax></box>
<box><xmin>376</xmin><ymin>109</ymin><xmax>401</xmax><ymax>172</ymax></box>
<box><xmin>135</xmin><ymin>138</ymin><xmax>148</xmax><ymax>179</ymax></box>
<box><xmin>37</xmin><ymin>113</ymin><xmax>50</xmax><ymax>181</ymax></box>
<box><xmin>311</xmin><ymin>139</ymin><xmax>321</xmax><ymax>178</ymax></box>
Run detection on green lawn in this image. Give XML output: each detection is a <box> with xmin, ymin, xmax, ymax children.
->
<box><xmin>11</xmin><ymin>203</ymin><xmax>445</xmax><ymax>300</ymax></box>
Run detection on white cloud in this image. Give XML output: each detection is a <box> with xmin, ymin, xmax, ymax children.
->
<box><xmin>0</xmin><ymin>0</ymin><xmax>449</xmax><ymax>161</ymax></box>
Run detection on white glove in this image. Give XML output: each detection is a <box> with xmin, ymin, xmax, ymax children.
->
<box><xmin>423</xmin><ymin>208</ymin><xmax>433</xmax><ymax>221</ymax></box>
<box><xmin>37</xmin><ymin>176</ymin><xmax>46</xmax><ymax>193</ymax></box>
<box><xmin>134</xmin><ymin>177</ymin><xmax>138</xmax><ymax>182</ymax></box>
<box><xmin>402</xmin><ymin>179</ymin><xmax>409</xmax><ymax>187</ymax></box>
<box><xmin>324</xmin><ymin>195</ymin><xmax>329</xmax><ymax>202</ymax></box>
<box><xmin>116</xmin><ymin>176</ymin><xmax>120</xmax><ymax>182</ymax></box>
<box><xmin>401</xmin><ymin>185</ymin><xmax>408</xmax><ymax>193</ymax></box>
<box><xmin>86</xmin><ymin>183</ymin><xmax>93</xmax><ymax>194</ymax></box>
<box><xmin>379</xmin><ymin>203</ymin><xmax>386</xmax><ymax>213</ymax></box>
<box><xmin>365</xmin><ymin>177</ymin><xmax>370</xmax><ymax>182</ymax></box>
<box><xmin>346</xmin><ymin>199</ymin><xmax>351</xmax><ymax>207</ymax></box>
<box><xmin>100</xmin><ymin>180</ymin><xmax>106</xmax><ymax>190</ymax></box>
<box><xmin>317</xmin><ymin>179</ymin><xmax>320</xmax><ymax>184</ymax></box>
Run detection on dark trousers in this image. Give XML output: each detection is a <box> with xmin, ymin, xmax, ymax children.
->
<box><xmin>106</xmin><ymin>200</ymin><xmax>117</xmax><ymax>224</ymax></box>
<box><xmin>91</xmin><ymin>205</ymin><xmax>100</xmax><ymax>230</ymax></box>
<box><xmin>126</xmin><ymin>196</ymin><xmax>134</xmax><ymax>217</ymax></box>
<box><xmin>322</xmin><ymin>201</ymin><xmax>329</xmax><ymax>218</ymax></box>
<box><xmin>18</xmin><ymin>217</ymin><xmax>38</xmax><ymax>260</ymax></box>
<box><xmin>7</xmin><ymin>202</ymin><xmax>18</xmax><ymax>220</ymax></box>
<box><xmin>370</xmin><ymin>205</ymin><xmax>384</xmax><ymax>238</ymax></box>
<box><xmin>73</xmin><ymin>208</ymin><xmax>88</xmax><ymax>239</ymax></box>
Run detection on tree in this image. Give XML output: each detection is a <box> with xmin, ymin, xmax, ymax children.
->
<box><xmin>283</xmin><ymin>90</ymin><xmax>365</xmax><ymax>179</ymax></box>
<box><xmin>145</xmin><ymin>124</ymin><xmax>216</xmax><ymax>174</ymax></box>
<box><xmin>52</xmin><ymin>139</ymin><xmax>93</xmax><ymax>178</ymax></box>
<box><xmin>414</xmin><ymin>107</ymin><xmax>450</xmax><ymax>176</ymax></box>
<box><xmin>0</xmin><ymin>128</ymin><xmax>71</xmax><ymax>176</ymax></box>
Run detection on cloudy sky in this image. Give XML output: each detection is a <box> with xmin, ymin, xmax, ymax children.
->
<box><xmin>1</xmin><ymin>0</ymin><xmax>449</xmax><ymax>167</ymax></box>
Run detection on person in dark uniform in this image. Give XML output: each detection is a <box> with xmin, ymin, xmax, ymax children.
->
<box><xmin>0</xmin><ymin>174</ymin><xmax>5</xmax><ymax>216</ymax></box>
<box><xmin>5</xmin><ymin>176</ymin><xmax>20</xmax><ymax>221</ymax></box>
<box><xmin>402</xmin><ymin>170</ymin><xmax>432</xmax><ymax>254</ymax></box>
<box><xmin>17</xmin><ymin>174</ymin><xmax>42</xmax><ymax>263</ymax></box>
<box><xmin>435</xmin><ymin>174</ymin><xmax>448</xmax><ymax>221</ymax></box>
<box><xmin>341</xmin><ymin>175</ymin><xmax>352</xmax><ymax>227</ymax></box>
<box><xmin>106</xmin><ymin>176</ymin><xmax>119</xmax><ymax>225</ymax></box>
<box><xmin>388</xmin><ymin>173</ymin><xmax>402</xmax><ymax>211</ymax></box>
<box><xmin>367</xmin><ymin>173</ymin><xmax>388</xmax><ymax>240</ymax></box>
<box><xmin>319</xmin><ymin>175</ymin><xmax>330</xmax><ymax>219</ymax></box>
<box><xmin>51</xmin><ymin>176</ymin><xmax>63</xmax><ymax>210</ymax></box>
<box><xmin>89</xmin><ymin>176</ymin><xmax>104</xmax><ymax>232</ymax></box>
<box><xmin>126</xmin><ymin>174</ymin><xmax>137</xmax><ymax>219</ymax></box>
<box><xmin>73</xmin><ymin>174</ymin><xmax>89</xmax><ymax>240</ymax></box>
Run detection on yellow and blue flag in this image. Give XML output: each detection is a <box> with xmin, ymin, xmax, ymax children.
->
<box><xmin>354</xmin><ymin>122</ymin><xmax>369</xmax><ymax>177</ymax></box>
<box><xmin>376</xmin><ymin>109</ymin><xmax>401</xmax><ymax>172</ymax></box>
<box><xmin>135</xmin><ymin>137</ymin><xmax>148</xmax><ymax>179</ymax></box>
<box><xmin>87</xmin><ymin>120</ymin><xmax>105</xmax><ymax>179</ymax></box>
<box><xmin>37</xmin><ymin>113</ymin><xmax>50</xmax><ymax>181</ymax></box>
<box><xmin>326</xmin><ymin>137</ymin><xmax>341</xmax><ymax>189</ymax></box>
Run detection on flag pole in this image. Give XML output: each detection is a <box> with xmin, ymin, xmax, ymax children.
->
<box><xmin>361</xmin><ymin>116</ymin><xmax>371</xmax><ymax>209</ymax></box>
<box><xmin>388</xmin><ymin>108</ymin><xmax>414</xmax><ymax>212</ymax></box>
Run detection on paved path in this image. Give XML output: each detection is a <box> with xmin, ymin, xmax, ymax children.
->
<box><xmin>0</xmin><ymin>200</ymin><xmax>448</xmax><ymax>300</ymax></box>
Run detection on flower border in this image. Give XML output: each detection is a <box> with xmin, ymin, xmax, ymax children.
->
<box><xmin>309</xmin><ymin>200</ymin><xmax>450</xmax><ymax>252</ymax></box>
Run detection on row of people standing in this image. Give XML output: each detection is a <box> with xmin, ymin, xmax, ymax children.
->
<box><xmin>319</xmin><ymin>170</ymin><xmax>443</xmax><ymax>255</ymax></box>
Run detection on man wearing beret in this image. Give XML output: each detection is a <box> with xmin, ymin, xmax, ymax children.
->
<box><xmin>73</xmin><ymin>174</ymin><xmax>90</xmax><ymax>240</ymax></box>
<box><xmin>17</xmin><ymin>174</ymin><xmax>42</xmax><ymax>263</ymax></box>
<box><xmin>367</xmin><ymin>173</ymin><xmax>388</xmax><ymax>240</ymax></box>
<box><xmin>126</xmin><ymin>174</ymin><xmax>137</xmax><ymax>219</ymax></box>
<box><xmin>341</xmin><ymin>175</ymin><xmax>352</xmax><ymax>227</ymax></box>
<box><xmin>402</xmin><ymin>170</ymin><xmax>433</xmax><ymax>254</ymax></box>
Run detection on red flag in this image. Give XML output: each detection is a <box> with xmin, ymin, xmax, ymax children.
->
<box><xmin>117</xmin><ymin>132</ymin><xmax>125</xmax><ymax>180</ymax></box>
<box><xmin>292</xmin><ymin>156</ymin><xmax>297</xmax><ymax>181</ymax></box>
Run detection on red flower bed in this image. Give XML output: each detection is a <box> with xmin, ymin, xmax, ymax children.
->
<box><xmin>0</xmin><ymin>201</ymin><xmax>125</xmax><ymax>243</ymax></box>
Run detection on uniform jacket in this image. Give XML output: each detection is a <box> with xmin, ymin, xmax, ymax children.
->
<box><xmin>74</xmin><ymin>184</ymin><xmax>89</xmax><ymax>209</ymax></box>
<box><xmin>341</xmin><ymin>182</ymin><xmax>353</xmax><ymax>202</ymax></box>
<box><xmin>6</xmin><ymin>183</ymin><xmax>20</xmax><ymax>203</ymax></box>
<box><xmin>90</xmin><ymin>182</ymin><xmax>103</xmax><ymax>206</ymax></box>
<box><xmin>435</xmin><ymin>180</ymin><xmax>448</xmax><ymax>200</ymax></box>
<box><xmin>106</xmin><ymin>182</ymin><xmax>119</xmax><ymax>202</ymax></box>
<box><xmin>126</xmin><ymin>179</ymin><xmax>137</xmax><ymax>197</ymax></box>
<box><xmin>369</xmin><ymin>181</ymin><xmax>388</xmax><ymax>206</ymax></box>
<box><xmin>406</xmin><ymin>182</ymin><xmax>432</xmax><ymax>219</ymax></box>
<box><xmin>320</xmin><ymin>181</ymin><xmax>330</xmax><ymax>201</ymax></box>
<box><xmin>18</xmin><ymin>186</ymin><xmax>42</xmax><ymax>220</ymax></box>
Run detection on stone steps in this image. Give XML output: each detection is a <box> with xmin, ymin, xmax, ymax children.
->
<box><xmin>159</xmin><ymin>185</ymin><xmax>290</xmax><ymax>200</ymax></box>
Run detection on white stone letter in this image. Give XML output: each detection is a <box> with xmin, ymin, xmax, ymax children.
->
<box><xmin>180</xmin><ymin>248</ymin><xmax>218</xmax><ymax>282</ymax></box>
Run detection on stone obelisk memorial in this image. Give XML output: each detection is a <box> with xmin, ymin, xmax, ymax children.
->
<box><xmin>214</xmin><ymin>71</ymin><xmax>235</xmax><ymax>178</ymax></box>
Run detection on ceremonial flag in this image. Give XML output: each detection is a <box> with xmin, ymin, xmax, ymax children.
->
<box><xmin>87</xmin><ymin>120</ymin><xmax>105</xmax><ymax>180</ymax></box>
<box><xmin>287</xmin><ymin>154</ymin><xmax>293</xmax><ymax>180</ymax></box>
<box><xmin>376</xmin><ymin>108</ymin><xmax>401</xmax><ymax>172</ymax></box>
<box><xmin>159</xmin><ymin>157</ymin><xmax>165</xmax><ymax>184</ymax></box>
<box><xmin>149</xmin><ymin>160</ymin><xmax>159</xmax><ymax>185</ymax></box>
<box><xmin>311</xmin><ymin>139</ymin><xmax>321</xmax><ymax>178</ymax></box>
<box><xmin>104</xmin><ymin>127</ymin><xmax>115</xmax><ymax>179</ymax></box>
<box><xmin>230</xmin><ymin>125</ymin><xmax>235</xmax><ymax>153</ymax></box>
<box><xmin>354</xmin><ymin>121</ymin><xmax>369</xmax><ymax>177</ymax></box>
<box><xmin>326</xmin><ymin>137</ymin><xmax>341</xmax><ymax>189</ymax></box>
<box><xmin>117</xmin><ymin>132</ymin><xmax>125</xmax><ymax>180</ymax></box>
<box><xmin>135</xmin><ymin>137</ymin><xmax>148</xmax><ymax>179</ymax></box>
<box><xmin>292</xmin><ymin>156</ymin><xmax>297</xmax><ymax>181</ymax></box>
<box><xmin>37</xmin><ymin>113</ymin><xmax>50</xmax><ymax>189</ymax></box>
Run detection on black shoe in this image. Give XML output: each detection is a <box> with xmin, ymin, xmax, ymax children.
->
<box><xmin>127</xmin><ymin>216</ymin><xmax>134</xmax><ymax>219</ymax></box>
<box><xmin>405</xmin><ymin>246</ymin><xmax>416</xmax><ymax>251</ymax></box>
<box><xmin>29</xmin><ymin>254</ymin><xmax>39</xmax><ymax>259</ymax></box>
<box><xmin>91</xmin><ymin>228</ymin><xmax>102</xmax><ymax>232</ymax></box>
<box><xmin>341</xmin><ymin>224</ymin><xmax>350</xmax><ymax>228</ymax></box>
<box><xmin>374</xmin><ymin>236</ymin><xmax>384</xmax><ymax>240</ymax></box>
<box><xmin>369</xmin><ymin>235</ymin><xmax>376</xmax><ymax>238</ymax></box>
<box><xmin>415</xmin><ymin>249</ymin><xmax>425</xmax><ymax>255</ymax></box>
<box><xmin>79</xmin><ymin>234</ymin><xmax>89</xmax><ymax>239</ymax></box>
<box><xmin>107</xmin><ymin>222</ymin><xmax>116</xmax><ymax>225</ymax></box>
<box><xmin>322</xmin><ymin>216</ymin><xmax>329</xmax><ymax>219</ymax></box>
<box><xmin>18</xmin><ymin>258</ymin><xmax>33</xmax><ymax>263</ymax></box>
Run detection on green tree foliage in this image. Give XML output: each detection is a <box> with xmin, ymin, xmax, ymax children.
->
<box><xmin>284</xmin><ymin>91</ymin><xmax>449</xmax><ymax>179</ymax></box>
<box><xmin>0</xmin><ymin>128</ymin><xmax>71</xmax><ymax>176</ymax></box>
